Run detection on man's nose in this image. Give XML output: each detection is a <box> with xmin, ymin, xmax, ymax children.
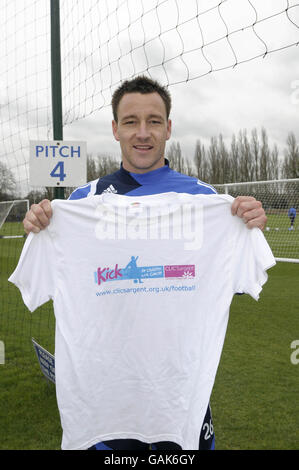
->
<box><xmin>136</xmin><ymin>123</ymin><xmax>150</xmax><ymax>139</ymax></box>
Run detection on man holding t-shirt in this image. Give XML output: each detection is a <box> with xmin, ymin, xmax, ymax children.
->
<box><xmin>21</xmin><ymin>76</ymin><xmax>268</xmax><ymax>450</ymax></box>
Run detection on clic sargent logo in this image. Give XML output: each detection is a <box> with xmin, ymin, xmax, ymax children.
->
<box><xmin>94</xmin><ymin>255</ymin><xmax>195</xmax><ymax>286</ymax></box>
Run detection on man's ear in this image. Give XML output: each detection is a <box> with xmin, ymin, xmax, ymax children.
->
<box><xmin>166</xmin><ymin>119</ymin><xmax>172</xmax><ymax>141</ymax></box>
<box><xmin>112</xmin><ymin>120</ymin><xmax>119</xmax><ymax>141</ymax></box>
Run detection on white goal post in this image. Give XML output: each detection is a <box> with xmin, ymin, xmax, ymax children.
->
<box><xmin>214</xmin><ymin>179</ymin><xmax>299</xmax><ymax>263</ymax></box>
<box><xmin>0</xmin><ymin>199</ymin><xmax>29</xmax><ymax>238</ymax></box>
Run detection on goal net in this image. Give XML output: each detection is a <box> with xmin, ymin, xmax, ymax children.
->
<box><xmin>0</xmin><ymin>200</ymin><xmax>29</xmax><ymax>234</ymax></box>
<box><xmin>1</xmin><ymin>0</ymin><xmax>299</xmax><ymax>198</ymax></box>
<box><xmin>214</xmin><ymin>179</ymin><xmax>299</xmax><ymax>263</ymax></box>
<box><xmin>0</xmin><ymin>0</ymin><xmax>298</xmax><ymax>370</ymax></box>
<box><xmin>0</xmin><ymin>199</ymin><xmax>55</xmax><ymax>368</ymax></box>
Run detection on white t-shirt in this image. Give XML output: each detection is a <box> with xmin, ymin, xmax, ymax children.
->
<box><xmin>9</xmin><ymin>192</ymin><xmax>276</xmax><ymax>450</ymax></box>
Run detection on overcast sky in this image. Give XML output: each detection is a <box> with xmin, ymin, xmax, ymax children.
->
<box><xmin>60</xmin><ymin>0</ymin><xmax>299</xmax><ymax>162</ymax></box>
<box><xmin>1</xmin><ymin>0</ymin><xmax>299</xmax><ymax>193</ymax></box>
<box><xmin>64</xmin><ymin>46</ymin><xmax>299</xmax><ymax>161</ymax></box>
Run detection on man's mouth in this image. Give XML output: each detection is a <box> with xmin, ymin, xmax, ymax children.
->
<box><xmin>133</xmin><ymin>145</ymin><xmax>154</xmax><ymax>152</ymax></box>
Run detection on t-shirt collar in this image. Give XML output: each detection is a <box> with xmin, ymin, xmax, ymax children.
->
<box><xmin>119</xmin><ymin>158</ymin><xmax>170</xmax><ymax>183</ymax></box>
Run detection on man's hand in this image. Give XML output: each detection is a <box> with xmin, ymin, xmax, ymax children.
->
<box><xmin>23</xmin><ymin>199</ymin><xmax>52</xmax><ymax>234</ymax></box>
<box><xmin>231</xmin><ymin>196</ymin><xmax>267</xmax><ymax>230</ymax></box>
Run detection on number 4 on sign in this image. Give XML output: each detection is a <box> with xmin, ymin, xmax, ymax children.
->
<box><xmin>50</xmin><ymin>162</ymin><xmax>66</xmax><ymax>182</ymax></box>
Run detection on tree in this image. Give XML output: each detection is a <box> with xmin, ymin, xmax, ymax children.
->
<box><xmin>282</xmin><ymin>132</ymin><xmax>299</xmax><ymax>179</ymax></box>
<box><xmin>87</xmin><ymin>154</ymin><xmax>98</xmax><ymax>181</ymax></box>
<box><xmin>207</xmin><ymin>137</ymin><xmax>220</xmax><ymax>184</ymax></box>
<box><xmin>218</xmin><ymin>134</ymin><xmax>230</xmax><ymax>184</ymax></box>
<box><xmin>25</xmin><ymin>188</ymin><xmax>53</xmax><ymax>205</ymax></box>
<box><xmin>259</xmin><ymin>127</ymin><xmax>270</xmax><ymax>181</ymax></box>
<box><xmin>83</xmin><ymin>153</ymin><xmax>120</xmax><ymax>183</ymax></box>
<box><xmin>167</xmin><ymin>141</ymin><xmax>183</xmax><ymax>172</ymax></box>
<box><xmin>193</xmin><ymin>139</ymin><xmax>209</xmax><ymax>182</ymax></box>
<box><xmin>238</xmin><ymin>129</ymin><xmax>254</xmax><ymax>182</ymax></box>
<box><xmin>230</xmin><ymin>134</ymin><xmax>240</xmax><ymax>182</ymax></box>
<box><xmin>166</xmin><ymin>141</ymin><xmax>193</xmax><ymax>175</ymax></box>
<box><xmin>0</xmin><ymin>161</ymin><xmax>16</xmax><ymax>200</ymax></box>
<box><xmin>96</xmin><ymin>154</ymin><xmax>120</xmax><ymax>178</ymax></box>
<box><xmin>250</xmin><ymin>128</ymin><xmax>260</xmax><ymax>181</ymax></box>
<box><xmin>268</xmin><ymin>144</ymin><xmax>279</xmax><ymax>180</ymax></box>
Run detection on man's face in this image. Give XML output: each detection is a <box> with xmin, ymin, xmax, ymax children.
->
<box><xmin>112</xmin><ymin>92</ymin><xmax>172</xmax><ymax>173</ymax></box>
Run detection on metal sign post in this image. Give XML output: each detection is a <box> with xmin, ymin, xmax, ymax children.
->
<box><xmin>50</xmin><ymin>0</ymin><xmax>64</xmax><ymax>199</ymax></box>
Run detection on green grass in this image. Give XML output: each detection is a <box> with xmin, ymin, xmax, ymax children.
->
<box><xmin>0</xmin><ymin>228</ymin><xmax>59</xmax><ymax>449</ymax></box>
<box><xmin>0</xmin><ymin>229</ymin><xmax>298</xmax><ymax>449</ymax></box>
<box><xmin>263</xmin><ymin>214</ymin><xmax>298</xmax><ymax>260</ymax></box>
<box><xmin>211</xmin><ymin>262</ymin><xmax>299</xmax><ymax>449</ymax></box>
<box><xmin>0</xmin><ymin>361</ymin><xmax>61</xmax><ymax>450</ymax></box>
<box><xmin>0</xmin><ymin>221</ymin><xmax>25</xmax><ymax>236</ymax></box>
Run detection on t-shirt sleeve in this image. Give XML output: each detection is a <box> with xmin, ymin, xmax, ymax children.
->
<box><xmin>232</xmin><ymin>224</ymin><xmax>276</xmax><ymax>301</ymax></box>
<box><xmin>8</xmin><ymin>228</ymin><xmax>56</xmax><ymax>312</ymax></box>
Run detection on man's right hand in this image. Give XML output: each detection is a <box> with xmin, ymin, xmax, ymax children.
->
<box><xmin>23</xmin><ymin>199</ymin><xmax>52</xmax><ymax>234</ymax></box>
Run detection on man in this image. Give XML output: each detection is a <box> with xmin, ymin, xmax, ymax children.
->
<box><xmin>288</xmin><ymin>207</ymin><xmax>296</xmax><ymax>231</ymax></box>
<box><xmin>22</xmin><ymin>76</ymin><xmax>267</xmax><ymax>450</ymax></box>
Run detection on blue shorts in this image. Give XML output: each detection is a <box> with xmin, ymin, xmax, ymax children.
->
<box><xmin>88</xmin><ymin>404</ymin><xmax>215</xmax><ymax>450</ymax></box>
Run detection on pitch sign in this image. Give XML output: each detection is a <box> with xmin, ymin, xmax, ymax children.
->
<box><xmin>29</xmin><ymin>140</ymin><xmax>87</xmax><ymax>187</ymax></box>
<box><xmin>32</xmin><ymin>338</ymin><xmax>55</xmax><ymax>384</ymax></box>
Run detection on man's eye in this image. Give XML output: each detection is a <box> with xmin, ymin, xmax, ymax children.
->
<box><xmin>150</xmin><ymin>120</ymin><xmax>161</xmax><ymax>124</ymax></box>
<box><xmin>124</xmin><ymin>121</ymin><xmax>135</xmax><ymax>125</ymax></box>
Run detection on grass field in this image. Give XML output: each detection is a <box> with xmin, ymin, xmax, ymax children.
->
<box><xmin>263</xmin><ymin>214</ymin><xmax>298</xmax><ymax>260</ymax></box>
<box><xmin>0</xmin><ymin>222</ymin><xmax>298</xmax><ymax>450</ymax></box>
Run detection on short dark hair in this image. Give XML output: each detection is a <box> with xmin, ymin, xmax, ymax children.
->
<box><xmin>111</xmin><ymin>75</ymin><xmax>172</xmax><ymax>122</ymax></box>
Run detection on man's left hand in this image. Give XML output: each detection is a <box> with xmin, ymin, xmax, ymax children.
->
<box><xmin>231</xmin><ymin>196</ymin><xmax>267</xmax><ymax>231</ymax></box>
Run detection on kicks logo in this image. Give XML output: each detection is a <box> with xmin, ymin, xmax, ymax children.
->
<box><xmin>97</xmin><ymin>264</ymin><xmax>122</xmax><ymax>285</ymax></box>
<box><xmin>94</xmin><ymin>256</ymin><xmax>195</xmax><ymax>286</ymax></box>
